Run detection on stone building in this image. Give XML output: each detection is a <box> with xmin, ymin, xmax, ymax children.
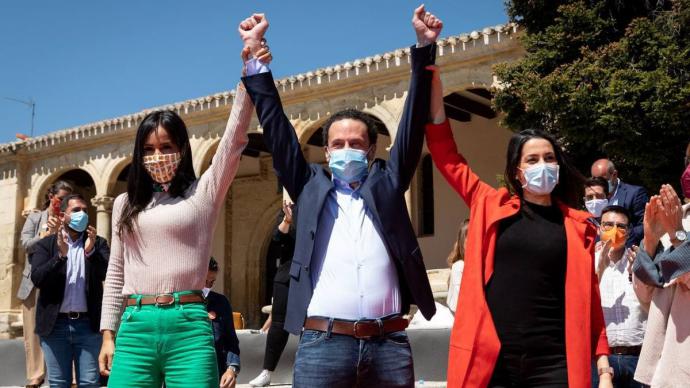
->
<box><xmin>0</xmin><ymin>24</ymin><xmax>523</xmax><ymax>336</ymax></box>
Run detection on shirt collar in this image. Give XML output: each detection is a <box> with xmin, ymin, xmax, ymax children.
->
<box><xmin>610</xmin><ymin>178</ymin><xmax>621</xmax><ymax>198</ymax></box>
<box><xmin>332</xmin><ymin>175</ymin><xmax>367</xmax><ymax>193</ymax></box>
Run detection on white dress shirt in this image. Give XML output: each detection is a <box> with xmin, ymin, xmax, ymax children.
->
<box><xmin>307</xmin><ymin>178</ymin><xmax>401</xmax><ymax>320</ymax></box>
<box><xmin>596</xmin><ymin>249</ymin><xmax>647</xmax><ymax>346</ymax></box>
<box><xmin>60</xmin><ymin>232</ymin><xmax>89</xmax><ymax>313</ymax></box>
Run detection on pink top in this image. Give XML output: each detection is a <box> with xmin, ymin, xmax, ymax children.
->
<box><xmin>634</xmin><ymin>283</ymin><xmax>690</xmax><ymax>387</ymax></box>
<box><xmin>100</xmin><ymin>84</ymin><xmax>253</xmax><ymax>332</ymax></box>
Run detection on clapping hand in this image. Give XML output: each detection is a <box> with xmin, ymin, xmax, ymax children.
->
<box><xmin>56</xmin><ymin>224</ymin><xmax>69</xmax><ymax>258</ymax></box>
<box><xmin>657</xmin><ymin>184</ymin><xmax>683</xmax><ymax>239</ymax></box>
<box><xmin>45</xmin><ymin>215</ymin><xmax>60</xmax><ymax>236</ymax></box>
<box><xmin>84</xmin><ymin>225</ymin><xmax>97</xmax><ymax>256</ymax></box>
<box><xmin>642</xmin><ymin>196</ymin><xmax>666</xmax><ymax>255</ymax></box>
<box><xmin>412</xmin><ymin>5</ymin><xmax>443</xmax><ymax>46</ymax></box>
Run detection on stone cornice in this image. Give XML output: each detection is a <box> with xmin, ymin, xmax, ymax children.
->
<box><xmin>0</xmin><ymin>23</ymin><xmax>519</xmax><ymax>156</ymax></box>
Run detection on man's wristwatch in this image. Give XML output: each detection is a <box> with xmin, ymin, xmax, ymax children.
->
<box><xmin>673</xmin><ymin>229</ymin><xmax>687</xmax><ymax>243</ymax></box>
<box><xmin>230</xmin><ymin>365</ymin><xmax>239</xmax><ymax>375</ymax></box>
<box><xmin>598</xmin><ymin>366</ymin><xmax>614</xmax><ymax>377</ymax></box>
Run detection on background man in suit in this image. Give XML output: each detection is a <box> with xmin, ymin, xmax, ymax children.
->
<box><xmin>203</xmin><ymin>257</ymin><xmax>241</xmax><ymax>388</ymax></box>
<box><xmin>240</xmin><ymin>5</ymin><xmax>441</xmax><ymax>386</ymax></box>
<box><xmin>18</xmin><ymin>180</ymin><xmax>73</xmax><ymax>388</ymax></box>
<box><xmin>30</xmin><ymin>193</ymin><xmax>109</xmax><ymax>388</ymax></box>
<box><xmin>592</xmin><ymin>158</ymin><xmax>649</xmax><ymax>246</ymax></box>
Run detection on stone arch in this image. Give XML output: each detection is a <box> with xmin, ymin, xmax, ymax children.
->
<box><xmin>103</xmin><ymin>157</ymin><xmax>133</xmax><ymax>196</ymax></box>
<box><xmin>193</xmin><ymin>138</ymin><xmax>220</xmax><ymax>176</ymax></box>
<box><xmin>29</xmin><ymin>166</ymin><xmax>98</xmax><ymax>211</ymax></box>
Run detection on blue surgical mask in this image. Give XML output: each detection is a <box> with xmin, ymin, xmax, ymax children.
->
<box><xmin>328</xmin><ymin>148</ymin><xmax>369</xmax><ymax>183</ymax></box>
<box><xmin>521</xmin><ymin>163</ymin><xmax>559</xmax><ymax>195</ymax></box>
<box><xmin>68</xmin><ymin>211</ymin><xmax>89</xmax><ymax>233</ymax></box>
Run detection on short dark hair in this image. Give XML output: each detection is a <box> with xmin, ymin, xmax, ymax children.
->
<box><xmin>585</xmin><ymin>176</ymin><xmax>609</xmax><ymax>197</ymax></box>
<box><xmin>208</xmin><ymin>257</ymin><xmax>219</xmax><ymax>272</ymax></box>
<box><xmin>322</xmin><ymin>109</ymin><xmax>378</xmax><ymax>146</ymax></box>
<box><xmin>60</xmin><ymin>193</ymin><xmax>87</xmax><ymax>212</ymax></box>
<box><xmin>600</xmin><ymin>205</ymin><xmax>631</xmax><ymax>224</ymax></box>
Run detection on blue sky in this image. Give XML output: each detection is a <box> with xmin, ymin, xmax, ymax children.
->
<box><xmin>0</xmin><ymin>1</ymin><xmax>508</xmax><ymax>143</ymax></box>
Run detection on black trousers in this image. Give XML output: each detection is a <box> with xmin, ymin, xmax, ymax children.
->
<box><xmin>488</xmin><ymin>350</ymin><xmax>568</xmax><ymax>388</ymax></box>
<box><xmin>263</xmin><ymin>265</ymin><xmax>290</xmax><ymax>371</ymax></box>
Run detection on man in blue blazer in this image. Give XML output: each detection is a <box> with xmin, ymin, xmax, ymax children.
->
<box><xmin>592</xmin><ymin>159</ymin><xmax>649</xmax><ymax>247</ymax></box>
<box><xmin>240</xmin><ymin>6</ymin><xmax>440</xmax><ymax>387</ymax></box>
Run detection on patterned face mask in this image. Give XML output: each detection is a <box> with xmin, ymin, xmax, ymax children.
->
<box><xmin>143</xmin><ymin>152</ymin><xmax>181</xmax><ymax>184</ymax></box>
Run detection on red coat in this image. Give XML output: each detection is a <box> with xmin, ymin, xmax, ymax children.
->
<box><xmin>426</xmin><ymin>121</ymin><xmax>609</xmax><ymax>388</ymax></box>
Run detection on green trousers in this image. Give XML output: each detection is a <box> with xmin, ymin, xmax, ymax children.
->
<box><xmin>108</xmin><ymin>291</ymin><xmax>218</xmax><ymax>388</ymax></box>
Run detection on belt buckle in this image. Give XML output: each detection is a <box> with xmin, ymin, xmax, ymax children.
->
<box><xmin>67</xmin><ymin>312</ymin><xmax>80</xmax><ymax>320</ymax></box>
<box><xmin>353</xmin><ymin>320</ymin><xmax>369</xmax><ymax>339</ymax></box>
<box><xmin>352</xmin><ymin>319</ymin><xmax>383</xmax><ymax>339</ymax></box>
<box><xmin>154</xmin><ymin>293</ymin><xmax>175</xmax><ymax>307</ymax></box>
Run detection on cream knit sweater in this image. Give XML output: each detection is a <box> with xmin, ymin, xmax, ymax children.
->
<box><xmin>100</xmin><ymin>84</ymin><xmax>253</xmax><ymax>332</ymax></box>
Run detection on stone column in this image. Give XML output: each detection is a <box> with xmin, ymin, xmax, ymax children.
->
<box><xmin>91</xmin><ymin>196</ymin><xmax>115</xmax><ymax>243</ymax></box>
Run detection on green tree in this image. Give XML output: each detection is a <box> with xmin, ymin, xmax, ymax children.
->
<box><xmin>494</xmin><ymin>0</ymin><xmax>690</xmax><ymax>192</ymax></box>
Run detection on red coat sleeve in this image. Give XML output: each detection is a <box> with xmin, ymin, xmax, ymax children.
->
<box><xmin>590</xmin><ymin>242</ymin><xmax>610</xmax><ymax>357</ymax></box>
<box><xmin>425</xmin><ymin>120</ymin><xmax>496</xmax><ymax>208</ymax></box>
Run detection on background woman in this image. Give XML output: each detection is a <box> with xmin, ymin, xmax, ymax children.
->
<box><xmin>424</xmin><ymin>65</ymin><xmax>612</xmax><ymax>388</ymax></box>
<box><xmin>97</xmin><ymin>41</ymin><xmax>272</xmax><ymax>387</ymax></box>
<box><xmin>446</xmin><ymin>219</ymin><xmax>469</xmax><ymax>314</ymax></box>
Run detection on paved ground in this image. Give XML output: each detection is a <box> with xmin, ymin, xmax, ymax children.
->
<box><xmin>0</xmin><ymin>328</ymin><xmax>450</xmax><ymax>387</ymax></box>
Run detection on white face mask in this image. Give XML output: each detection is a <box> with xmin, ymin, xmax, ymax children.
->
<box><xmin>520</xmin><ymin>163</ymin><xmax>560</xmax><ymax>195</ymax></box>
<box><xmin>585</xmin><ymin>198</ymin><xmax>608</xmax><ymax>217</ymax></box>
<box><xmin>202</xmin><ymin>287</ymin><xmax>211</xmax><ymax>298</ymax></box>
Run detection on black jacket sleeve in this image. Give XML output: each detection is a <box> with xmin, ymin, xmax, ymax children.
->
<box><xmin>29</xmin><ymin>236</ymin><xmax>65</xmax><ymax>290</ymax></box>
<box><xmin>242</xmin><ymin>73</ymin><xmax>311</xmax><ymax>201</ymax></box>
<box><xmin>89</xmin><ymin>237</ymin><xmax>110</xmax><ymax>282</ymax></box>
<box><xmin>386</xmin><ymin>43</ymin><xmax>436</xmax><ymax>191</ymax></box>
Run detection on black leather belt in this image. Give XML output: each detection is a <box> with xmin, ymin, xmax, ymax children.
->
<box><xmin>610</xmin><ymin>345</ymin><xmax>642</xmax><ymax>356</ymax></box>
<box><xmin>58</xmin><ymin>312</ymin><xmax>88</xmax><ymax>320</ymax></box>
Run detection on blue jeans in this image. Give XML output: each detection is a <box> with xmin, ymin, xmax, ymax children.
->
<box><xmin>39</xmin><ymin>317</ymin><xmax>101</xmax><ymax>388</ymax></box>
<box><xmin>591</xmin><ymin>355</ymin><xmax>648</xmax><ymax>388</ymax></box>
<box><xmin>293</xmin><ymin>329</ymin><xmax>414</xmax><ymax>388</ymax></box>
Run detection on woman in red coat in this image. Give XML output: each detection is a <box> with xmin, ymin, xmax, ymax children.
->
<box><xmin>424</xmin><ymin>66</ymin><xmax>612</xmax><ymax>388</ymax></box>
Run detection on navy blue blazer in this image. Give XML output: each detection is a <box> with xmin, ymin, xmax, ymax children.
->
<box><xmin>243</xmin><ymin>43</ymin><xmax>437</xmax><ymax>334</ymax></box>
<box><xmin>611</xmin><ymin>180</ymin><xmax>648</xmax><ymax>247</ymax></box>
<box><xmin>30</xmin><ymin>233</ymin><xmax>110</xmax><ymax>336</ymax></box>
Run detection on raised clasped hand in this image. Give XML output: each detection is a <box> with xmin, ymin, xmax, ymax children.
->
<box><xmin>412</xmin><ymin>5</ymin><xmax>443</xmax><ymax>45</ymax></box>
<box><xmin>238</xmin><ymin>13</ymin><xmax>269</xmax><ymax>55</ymax></box>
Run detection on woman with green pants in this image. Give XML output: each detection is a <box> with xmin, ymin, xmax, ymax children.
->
<box><xmin>97</xmin><ymin>19</ymin><xmax>272</xmax><ymax>387</ymax></box>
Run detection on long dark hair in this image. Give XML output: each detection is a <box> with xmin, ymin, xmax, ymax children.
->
<box><xmin>504</xmin><ymin>129</ymin><xmax>585</xmax><ymax>209</ymax></box>
<box><xmin>118</xmin><ymin>110</ymin><xmax>196</xmax><ymax>236</ymax></box>
<box><xmin>42</xmin><ymin>180</ymin><xmax>73</xmax><ymax>210</ymax></box>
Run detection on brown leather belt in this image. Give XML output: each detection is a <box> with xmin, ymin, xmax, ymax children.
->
<box><xmin>304</xmin><ymin>316</ymin><xmax>409</xmax><ymax>339</ymax></box>
<box><xmin>126</xmin><ymin>293</ymin><xmax>205</xmax><ymax>307</ymax></box>
<box><xmin>610</xmin><ymin>345</ymin><xmax>642</xmax><ymax>356</ymax></box>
